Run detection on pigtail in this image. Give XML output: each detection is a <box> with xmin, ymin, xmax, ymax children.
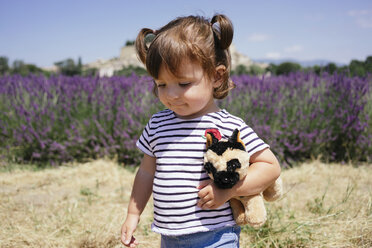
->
<box><xmin>211</xmin><ymin>14</ymin><xmax>233</xmax><ymax>49</ymax></box>
<box><xmin>135</xmin><ymin>28</ymin><xmax>155</xmax><ymax>65</ymax></box>
<box><xmin>210</xmin><ymin>14</ymin><xmax>235</xmax><ymax>99</ymax></box>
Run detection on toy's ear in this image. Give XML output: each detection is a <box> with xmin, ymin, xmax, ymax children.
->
<box><xmin>228</xmin><ymin>129</ymin><xmax>246</xmax><ymax>149</ymax></box>
<box><xmin>206</xmin><ymin>132</ymin><xmax>219</xmax><ymax>149</ymax></box>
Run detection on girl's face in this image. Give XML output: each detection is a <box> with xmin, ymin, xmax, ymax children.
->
<box><xmin>154</xmin><ymin>60</ymin><xmax>220</xmax><ymax>119</ymax></box>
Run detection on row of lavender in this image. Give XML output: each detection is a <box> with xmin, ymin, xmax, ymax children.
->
<box><xmin>224</xmin><ymin>73</ymin><xmax>371</xmax><ymax>165</ymax></box>
<box><xmin>0</xmin><ymin>74</ymin><xmax>162</xmax><ymax>165</ymax></box>
<box><xmin>0</xmin><ymin>73</ymin><xmax>371</xmax><ymax>166</ymax></box>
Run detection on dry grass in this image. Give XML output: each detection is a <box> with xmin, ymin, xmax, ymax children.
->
<box><xmin>0</xmin><ymin>160</ymin><xmax>371</xmax><ymax>247</ymax></box>
<box><xmin>240</xmin><ymin>161</ymin><xmax>372</xmax><ymax>248</ymax></box>
<box><xmin>0</xmin><ymin>160</ymin><xmax>157</xmax><ymax>248</ymax></box>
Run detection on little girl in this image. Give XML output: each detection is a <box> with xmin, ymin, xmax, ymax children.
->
<box><xmin>121</xmin><ymin>14</ymin><xmax>281</xmax><ymax>248</ymax></box>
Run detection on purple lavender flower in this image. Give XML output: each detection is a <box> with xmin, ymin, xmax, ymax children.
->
<box><xmin>0</xmin><ymin>72</ymin><xmax>370</xmax><ymax>166</ymax></box>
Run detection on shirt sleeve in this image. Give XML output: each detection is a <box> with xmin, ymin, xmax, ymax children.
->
<box><xmin>136</xmin><ymin>120</ymin><xmax>155</xmax><ymax>157</ymax></box>
<box><xmin>239</xmin><ymin>122</ymin><xmax>270</xmax><ymax>157</ymax></box>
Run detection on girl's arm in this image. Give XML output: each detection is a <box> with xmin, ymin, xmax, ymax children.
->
<box><xmin>198</xmin><ymin>148</ymin><xmax>280</xmax><ymax>209</ymax></box>
<box><xmin>230</xmin><ymin>147</ymin><xmax>281</xmax><ymax>196</ymax></box>
<box><xmin>121</xmin><ymin>154</ymin><xmax>156</xmax><ymax>247</ymax></box>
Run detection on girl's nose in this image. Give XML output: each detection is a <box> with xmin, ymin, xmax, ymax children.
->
<box><xmin>166</xmin><ymin>86</ymin><xmax>180</xmax><ymax>100</ymax></box>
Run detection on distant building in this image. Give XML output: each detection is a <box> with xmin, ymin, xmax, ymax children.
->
<box><xmin>85</xmin><ymin>44</ymin><xmax>267</xmax><ymax>77</ymax></box>
<box><xmin>41</xmin><ymin>65</ymin><xmax>59</xmax><ymax>73</ymax></box>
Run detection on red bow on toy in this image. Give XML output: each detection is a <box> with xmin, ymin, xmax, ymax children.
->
<box><xmin>204</xmin><ymin>129</ymin><xmax>222</xmax><ymax>140</ymax></box>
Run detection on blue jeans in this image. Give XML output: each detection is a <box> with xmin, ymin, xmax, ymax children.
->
<box><xmin>161</xmin><ymin>226</ymin><xmax>241</xmax><ymax>248</ymax></box>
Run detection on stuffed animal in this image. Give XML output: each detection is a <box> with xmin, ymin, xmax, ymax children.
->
<box><xmin>203</xmin><ymin>128</ymin><xmax>283</xmax><ymax>228</ymax></box>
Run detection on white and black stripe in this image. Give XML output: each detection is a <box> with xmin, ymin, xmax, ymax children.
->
<box><xmin>136</xmin><ymin>109</ymin><xmax>269</xmax><ymax>236</ymax></box>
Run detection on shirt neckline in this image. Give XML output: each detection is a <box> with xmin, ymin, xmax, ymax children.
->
<box><xmin>171</xmin><ymin>109</ymin><xmax>226</xmax><ymax>121</ymax></box>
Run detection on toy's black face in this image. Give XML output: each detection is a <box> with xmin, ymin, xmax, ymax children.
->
<box><xmin>204</xmin><ymin>159</ymin><xmax>241</xmax><ymax>189</ymax></box>
<box><xmin>203</xmin><ymin>129</ymin><xmax>250</xmax><ymax>189</ymax></box>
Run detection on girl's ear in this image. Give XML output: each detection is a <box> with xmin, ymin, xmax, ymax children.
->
<box><xmin>213</xmin><ymin>65</ymin><xmax>226</xmax><ymax>88</ymax></box>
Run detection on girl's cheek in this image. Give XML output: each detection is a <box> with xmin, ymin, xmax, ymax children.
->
<box><xmin>187</xmin><ymin>86</ymin><xmax>211</xmax><ymax>99</ymax></box>
<box><xmin>157</xmin><ymin>90</ymin><xmax>166</xmax><ymax>99</ymax></box>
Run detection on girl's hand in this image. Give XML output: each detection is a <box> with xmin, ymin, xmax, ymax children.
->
<box><xmin>121</xmin><ymin>213</ymin><xmax>140</xmax><ymax>247</ymax></box>
<box><xmin>197</xmin><ymin>179</ymin><xmax>233</xmax><ymax>209</ymax></box>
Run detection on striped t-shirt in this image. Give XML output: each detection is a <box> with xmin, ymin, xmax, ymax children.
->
<box><xmin>136</xmin><ymin>109</ymin><xmax>269</xmax><ymax>236</ymax></box>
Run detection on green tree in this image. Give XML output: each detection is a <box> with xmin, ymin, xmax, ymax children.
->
<box><xmin>54</xmin><ymin>58</ymin><xmax>82</xmax><ymax>76</ymax></box>
<box><xmin>276</xmin><ymin>62</ymin><xmax>301</xmax><ymax>75</ymax></box>
<box><xmin>265</xmin><ymin>63</ymin><xmax>278</xmax><ymax>75</ymax></box>
<box><xmin>231</xmin><ymin>64</ymin><xmax>265</xmax><ymax>76</ymax></box>
<box><xmin>364</xmin><ymin>56</ymin><xmax>372</xmax><ymax>73</ymax></box>
<box><xmin>312</xmin><ymin>65</ymin><xmax>322</xmax><ymax>75</ymax></box>
<box><xmin>26</xmin><ymin>64</ymin><xmax>42</xmax><ymax>74</ymax></box>
<box><xmin>248</xmin><ymin>64</ymin><xmax>265</xmax><ymax>76</ymax></box>
<box><xmin>0</xmin><ymin>56</ymin><xmax>10</xmax><ymax>75</ymax></box>
<box><xmin>12</xmin><ymin>60</ymin><xmax>27</xmax><ymax>75</ymax></box>
<box><xmin>114</xmin><ymin>65</ymin><xmax>147</xmax><ymax>76</ymax></box>
<box><xmin>125</xmin><ymin>40</ymin><xmax>135</xmax><ymax>46</ymax></box>
<box><xmin>349</xmin><ymin>59</ymin><xmax>366</xmax><ymax>77</ymax></box>
<box><xmin>82</xmin><ymin>67</ymin><xmax>98</xmax><ymax>76</ymax></box>
<box><xmin>325</xmin><ymin>62</ymin><xmax>337</xmax><ymax>74</ymax></box>
<box><xmin>337</xmin><ymin>65</ymin><xmax>349</xmax><ymax>75</ymax></box>
<box><xmin>77</xmin><ymin>57</ymin><xmax>83</xmax><ymax>75</ymax></box>
<box><xmin>231</xmin><ymin>64</ymin><xmax>249</xmax><ymax>75</ymax></box>
<box><xmin>11</xmin><ymin>60</ymin><xmax>43</xmax><ymax>76</ymax></box>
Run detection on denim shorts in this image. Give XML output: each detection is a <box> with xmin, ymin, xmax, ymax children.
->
<box><xmin>160</xmin><ymin>225</ymin><xmax>241</xmax><ymax>248</ymax></box>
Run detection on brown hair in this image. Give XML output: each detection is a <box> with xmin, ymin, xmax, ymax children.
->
<box><xmin>135</xmin><ymin>14</ymin><xmax>235</xmax><ymax>99</ymax></box>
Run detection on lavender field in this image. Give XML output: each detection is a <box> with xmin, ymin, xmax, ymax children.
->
<box><xmin>0</xmin><ymin>72</ymin><xmax>371</xmax><ymax>166</ymax></box>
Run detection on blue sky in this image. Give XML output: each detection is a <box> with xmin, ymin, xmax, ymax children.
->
<box><xmin>1</xmin><ymin>0</ymin><xmax>371</xmax><ymax>68</ymax></box>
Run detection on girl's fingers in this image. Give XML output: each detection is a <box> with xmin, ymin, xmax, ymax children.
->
<box><xmin>122</xmin><ymin>227</ymin><xmax>136</xmax><ymax>247</ymax></box>
<box><xmin>198</xmin><ymin>193</ymin><xmax>212</xmax><ymax>208</ymax></box>
<box><xmin>121</xmin><ymin>226</ymin><xmax>127</xmax><ymax>245</ymax></box>
<box><xmin>199</xmin><ymin>199</ymin><xmax>215</xmax><ymax>209</ymax></box>
<box><xmin>197</xmin><ymin>179</ymin><xmax>211</xmax><ymax>190</ymax></box>
<box><xmin>124</xmin><ymin>232</ymin><xmax>133</xmax><ymax>245</ymax></box>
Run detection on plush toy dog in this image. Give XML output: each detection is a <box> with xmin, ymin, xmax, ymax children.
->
<box><xmin>204</xmin><ymin>128</ymin><xmax>283</xmax><ymax>228</ymax></box>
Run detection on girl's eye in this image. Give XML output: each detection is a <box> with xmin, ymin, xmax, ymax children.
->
<box><xmin>179</xmin><ymin>82</ymin><xmax>191</xmax><ymax>87</ymax></box>
<box><xmin>157</xmin><ymin>84</ymin><xmax>166</xmax><ymax>88</ymax></box>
